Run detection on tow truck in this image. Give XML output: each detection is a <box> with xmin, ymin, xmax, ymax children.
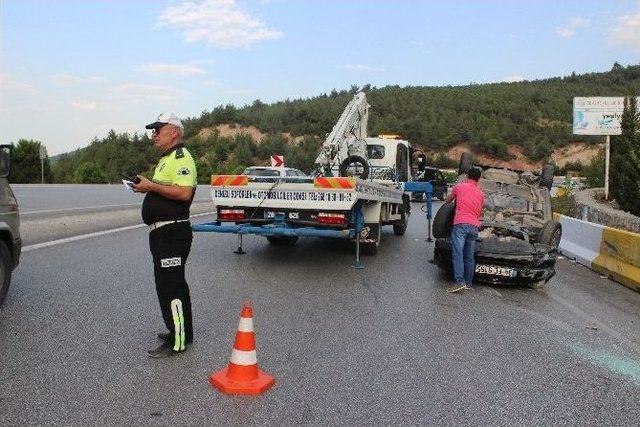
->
<box><xmin>193</xmin><ymin>92</ymin><xmax>433</xmax><ymax>267</ymax></box>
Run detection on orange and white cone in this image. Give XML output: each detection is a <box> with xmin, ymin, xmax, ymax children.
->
<box><xmin>209</xmin><ymin>302</ymin><xmax>275</xmax><ymax>395</ymax></box>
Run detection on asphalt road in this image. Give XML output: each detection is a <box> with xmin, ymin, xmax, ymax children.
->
<box><xmin>13</xmin><ymin>184</ymin><xmax>213</xmax><ymax>218</ymax></box>
<box><xmin>2</xmin><ymin>202</ymin><xmax>640</xmax><ymax>426</ymax></box>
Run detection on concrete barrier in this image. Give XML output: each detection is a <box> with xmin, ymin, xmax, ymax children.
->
<box><xmin>553</xmin><ymin>213</ymin><xmax>640</xmax><ymax>293</ymax></box>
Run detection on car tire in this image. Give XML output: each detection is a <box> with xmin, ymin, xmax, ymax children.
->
<box><xmin>393</xmin><ymin>214</ymin><xmax>408</xmax><ymax>236</ymax></box>
<box><xmin>538</xmin><ymin>220</ymin><xmax>562</xmax><ymax>248</ymax></box>
<box><xmin>437</xmin><ymin>188</ymin><xmax>447</xmax><ymax>201</ymax></box>
<box><xmin>266</xmin><ymin>235</ymin><xmax>299</xmax><ymax>246</ymax></box>
<box><xmin>432</xmin><ymin>202</ymin><xmax>455</xmax><ymax>238</ymax></box>
<box><xmin>540</xmin><ymin>164</ymin><xmax>554</xmax><ymax>190</ymax></box>
<box><xmin>0</xmin><ymin>241</ymin><xmax>12</xmax><ymax>307</ymax></box>
<box><xmin>339</xmin><ymin>155</ymin><xmax>370</xmax><ymax>179</ymax></box>
<box><xmin>360</xmin><ymin>223</ymin><xmax>381</xmax><ymax>255</ymax></box>
<box><xmin>458</xmin><ymin>152</ymin><xmax>474</xmax><ymax>176</ymax></box>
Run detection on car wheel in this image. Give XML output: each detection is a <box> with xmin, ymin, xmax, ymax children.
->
<box><xmin>539</xmin><ymin>220</ymin><xmax>562</xmax><ymax>248</ymax></box>
<box><xmin>360</xmin><ymin>223</ymin><xmax>381</xmax><ymax>256</ymax></box>
<box><xmin>393</xmin><ymin>214</ymin><xmax>408</xmax><ymax>236</ymax></box>
<box><xmin>432</xmin><ymin>202</ymin><xmax>455</xmax><ymax>238</ymax></box>
<box><xmin>266</xmin><ymin>235</ymin><xmax>299</xmax><ymax>246</ymax></box>
<box><xmin>458</xmin><ymin>152</ymin><xmax>474</xmax><ymax>175</ymax></box>
<box><xmin>437</xmin><ymin>188</ymin><xmax>446</xmax><ymax>201</ymax></box>
<box><xmin>0</xmin><ymin>241</ymin><xmax>12</xmax><ymax>307</ymax></box>
<box><xmin>526</xmin><ymin>281</ymin><xmax>546</xmax><ymax>289</ymax></box>
<box><xmin>540</xmin><ymin>164</ymin><xmax>554</xmax><ymax>190</ymax></box>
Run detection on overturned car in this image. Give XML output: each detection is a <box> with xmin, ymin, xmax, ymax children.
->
<box><xmin>432</xmin><ymin>153</ymin><xmax>561</xmax><ymax>289</ymax></box>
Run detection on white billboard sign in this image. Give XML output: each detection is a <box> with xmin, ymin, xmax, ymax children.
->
<box><xmin>573</xmin><ymin>97</ymin><xmax>639</xmax><ymax>135</ymax></box>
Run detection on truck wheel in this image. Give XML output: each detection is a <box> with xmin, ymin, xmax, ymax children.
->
<box><xmin>360</xmin><ymin>223</ymin><xmax>381</xmax><ymax>255</ymax></box>
<box><xmin>540</xmin><ymin>164</ymin><xmax>554</xmax><ymax>190</ymax></box>
<box><xmin>458</xmin><ymin>152</ymin><xmax>473</xmax><ymax>175</ymax></box>
<box><xmin>393</xmin><ymin>214</ymin><xmax>408</xmax><ymax>236</ymax></box>
<box><xmin>266</xmin><ymin>235</ymin><xmax>299</xmax><ymax>246</ymax></box>
<box><xmin>538</xmin><ymin>220</ymin><xmax>562</xmax><ymax>248</ymax></box>
<box><xmin>0</xmin><ymin>241</ymin><xmax>12</xmax><ymax>307</ymax></box>
<box><xmin>432</xmin><ymin>202</ymin><xmax>455</xmax><ymax>238</ymax></box>
<box><xmin>339</xmin><ymin>156</ymin><xmax>369</xmax><ymax>179</ymax></box>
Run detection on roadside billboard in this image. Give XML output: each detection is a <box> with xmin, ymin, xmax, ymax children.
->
<box><xmin>573</xmin><ymin>97</ymin><xmax>639</xmax><ymax>135</ymax></box>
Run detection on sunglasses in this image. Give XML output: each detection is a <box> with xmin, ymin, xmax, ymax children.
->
<box><xmin>152</xmin><ymin>124</ymin><xmax>167</xmax><ymax>134</ymax></box>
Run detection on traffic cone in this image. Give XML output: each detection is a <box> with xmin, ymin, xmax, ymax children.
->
<box><xmin>209</xmin><ymin>302</ymin><xmax>275</xmax><ymax>394</ymax></box>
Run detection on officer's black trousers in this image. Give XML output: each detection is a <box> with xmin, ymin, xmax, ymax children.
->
<box><xmin>149</xmin><ymin>221</ymin><xmax>193</xmax><ymax>351</ymax></box>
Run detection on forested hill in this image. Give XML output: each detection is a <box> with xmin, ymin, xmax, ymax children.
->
<box><xmin>48</xmin><ymin>63</ymin><xmax>639</xmax><ymax>184</ymax></box>
<box><xmin>184</xmin><ymin>63</ymin><xmax>640</xmax><ymax>159</ymax></box>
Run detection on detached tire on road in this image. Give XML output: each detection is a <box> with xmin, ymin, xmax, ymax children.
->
<box><xmin>0</xmin><ymin>241</ymin><xmax>13</xmax><ymax>307</ymax></box>
<box><xmin>458</xmin><ymin>152</ymin><xmax>474</xmax><ymax>176</ymax></box>
<box><xmin>432</xmin><ymin>202</ymin><xmax>455</xmax><ymax>238</ymax></box>
<box><xmin>266</xmin><ymin>235</ymin><xmax>299</xmax><ymax>246</ymax></box>
<box><xmin>540</xmin><ymin>164</ymin><xmax>554</xmax><ymax>190</ymax></box>
<box><xmin>360</xmin><ymin>223</ymin><xmax>381</xmax><ymax>255</ymax></box>
<box><xmin>538</xmin><ymin>220</ymin><xmax>562</xmax><ymax>248</ymax></box>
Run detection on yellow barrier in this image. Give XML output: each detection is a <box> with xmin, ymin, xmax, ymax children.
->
<box><xmin>592</xmin><ymin>227</ymin><xmax>640</xmax><ymax>292</ymax></box>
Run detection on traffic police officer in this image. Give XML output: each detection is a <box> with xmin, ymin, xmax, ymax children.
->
<box><xmin>133</xmin><ymin>113</ymin><xmax>197</xmax><ymax>358</ymax></box>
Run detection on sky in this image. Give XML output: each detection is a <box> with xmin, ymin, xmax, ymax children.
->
<box><xmin>1</xmin><ymin>0</ymin><xmax>639</xmax><ymax>155</ymax></box>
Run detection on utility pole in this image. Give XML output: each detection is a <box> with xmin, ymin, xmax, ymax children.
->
<box><xmin>39</xmin><ymin>145</ymin><xmax>46</xmax><ymax>184</ymax></box>
<box><xmin>604</xmin><ymin>135</ymin><xmax>610</xmax><ymax>200</ymax></box>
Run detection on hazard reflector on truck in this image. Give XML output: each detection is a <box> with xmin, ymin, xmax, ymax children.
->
<box><xmin>313</xmin><ymin>177</ymin><xmax>356</xmax><ymax>189</ymax></box>
<box><xmin>211</xmin><ymin>175</ymin><xmax>249</xmax><ymax>186</ymax></box>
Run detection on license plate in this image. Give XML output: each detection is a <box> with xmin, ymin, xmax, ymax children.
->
<box><xmin>475</xmin><ymin>264</ymin><xmax>516</xmax><ymax>277</ymax></box>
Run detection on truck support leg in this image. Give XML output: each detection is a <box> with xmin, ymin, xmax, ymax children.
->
<box><xmin>426</xmin><ymin>192</ymin><xmax>433</xmax><ymax>242</ymax></box>
<box><xmin>352</xmin><ymin>204</ymin><xmax>365</xmax><ymax>270</ymax></box>
<box><xmin>234</xmin><ymin>233</ymin><xmax>246</xmax><ymax>255</ymax></box>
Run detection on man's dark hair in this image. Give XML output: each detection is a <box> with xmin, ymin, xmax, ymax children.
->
<box><xmin>467</xmin><ymin>166</ymin><xmax>481</xmax><ymax>181</ymax></box>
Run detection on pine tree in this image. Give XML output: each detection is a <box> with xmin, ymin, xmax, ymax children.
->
<box><xmin>610</xmin><ymin>97</ymin><xmax>640</xmax><ymax>215</ymax></box>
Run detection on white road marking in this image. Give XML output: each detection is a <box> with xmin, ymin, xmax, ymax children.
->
<box><xmin>22</xmin><ymin>211</ymin><xmax>215</xmax><ymax>252</ymax></box>
<box><xmin>21</xmin><ymin>199</ymin><xmax>210</xmax><ymax>215</ymax></box>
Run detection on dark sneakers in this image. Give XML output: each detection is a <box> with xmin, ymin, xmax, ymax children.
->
<box><xmin>147</xmin><ymin>341</ymin><xmax>185</xmax><ymax>358</ymax></box>
<box><xmin>157</xmin><ymin>332</ymin><xmax>193</xmax><ymax>344</ymax></box>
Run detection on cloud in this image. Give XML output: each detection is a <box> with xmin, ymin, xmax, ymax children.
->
<box><xmin>502</xmin><ymin>75</ymin><xmax>525</xmax><ymax>83</ymax></box>
<box><xmin>609</xmin><ymin>1</ymin><xmax>640</xmax><ymax>50</ymax></box>
<box><xmin>51</xmin><ymin>73</ymin><xmax>106</xmax><ymax>85</ymax></box>
<box><xmin>224</xmin><ymin>89</ymin><xmax>255</xmax><ymax>95</ymax></box>
<box><xmin>344</xmin><ymin>64</ymin><xmax>386</xmax><ymax>72</ymax></box>
<box><xmin>71</xmin><ymin>100</ymin><xmax>98</xmax><ymax>111</ymax></box>
<box><xmin>555</xmin><ymin>16</ymin><xmax>589</xmax><ymax>38</ymax></box>
<box><xmin>157</xmin><ymin>0</ymin><xmax>283</xmax><ymax>49</ymax></box>
<box><xmin>142</xmin><ymin>63</ymin><xmax>206</xmax><ymax>76</ymax></box>
<box><xmin>0</xmin><ymin>73</ymin><xmax>37</xmax><ymax>93</ymax></box>
<box><xmin>113</xmin><ymin>83</ymin><xmax>181</xmax><ymax>103</ymax></box>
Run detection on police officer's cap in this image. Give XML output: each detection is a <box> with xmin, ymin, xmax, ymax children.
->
<box><xmin>145</xmin><ymin>113</ymin><xmax>184</xmax><ymax>130</ymax></box>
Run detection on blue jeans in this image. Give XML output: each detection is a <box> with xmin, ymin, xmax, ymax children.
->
<box><xmin>451</xmin><ymin>224</ymin><xmax>478</xmax><ymax>286</ymax></box>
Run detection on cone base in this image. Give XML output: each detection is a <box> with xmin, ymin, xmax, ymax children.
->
<box><xmin>209</xmin><ymin>366</ymin><xmax>275</xmax><ymax>395</ymax></box>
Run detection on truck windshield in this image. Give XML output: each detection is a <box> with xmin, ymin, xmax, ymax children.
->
<box><xmin>366</xmin><ymin>145</ymin><xmax>385</xmax><ymax>159</ymax></box>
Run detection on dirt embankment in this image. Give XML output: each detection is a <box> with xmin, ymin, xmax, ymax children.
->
<box><xmin>196</xmin><ymin>124</ymin><xmax>304</xmax><ymax>144</ymax></box>
<box><xmin>428</xmin><ymin>142</ymin><xmax>600</xmax><ymax>170</ymax></box>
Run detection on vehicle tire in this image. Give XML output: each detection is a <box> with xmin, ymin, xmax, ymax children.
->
<box><xmin>526</xmin><ymin>281</ymin><xmax>546</xmax><ymax>289</ymax></box>
<box><xmin>458</xmin><ymin>152</ymin><xmax>473</xmax><ymax>176</ymax></box>
<box><xmin>0</xmin><ymin>241</ymin><xmax>12</xmax><ymax>307</ymax></box>
<box><xmin>339</xmin><ymin>155</ymin><xmax>369</xmax><ymax>179</ymax></box>
<box><xmin>432</xmin><ymin>202</ymin><xmax>455</xmax><ymax>238</ymax></box>
<box><xmin>393</xmin><ymin>214</ymin><xmax>408</xmax><ymax>236</ymax></box>
<box><xmin>538</xmin><ymin>220</ymin><xmax>562</xmax><ymax>248</ymax></box>
<box><xmin>266</xmin><ymin>235</ymin><xmax>299</xmax><ymax>246</ymax></box>
<box><xmin>540</xmin><ymin>164</ymin><xmax>554</xmax><ymax>190</ymax></box>
<box><xmin>360</xmin><ymin>223</ymin><xmax>381</xmax><ymax>255</ymax></box>
<box><xmin>437</xmin><ymin>188</ymin><xmax>447</xmax><ymax>201</ymax></box>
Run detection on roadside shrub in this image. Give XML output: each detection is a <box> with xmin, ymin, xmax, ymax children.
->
<box><xmin>475</xmin><ymin>138</ymin><xmax>512</xmax><ymax>160</ymax></box>
<box><xmin>73</xmin><ymin>162</ymin><xmax>107</xmax><ymax>183</ymax></box>
<box><xmin>582</xmin><ymin>148</ymin><xmax>605</xmax><ymax>188</ymax></box>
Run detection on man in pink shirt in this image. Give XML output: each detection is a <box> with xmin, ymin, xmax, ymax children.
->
<box><xmin>444</xmin><ymin>166</ymin><xmax>484</xmax><ymax>293</ymax></box>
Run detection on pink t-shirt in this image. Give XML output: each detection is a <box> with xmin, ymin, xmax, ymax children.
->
<box><xmin>451</xmin><ymin>179</ymin><xmax>484</xmax><ymax>227</ymax></box>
